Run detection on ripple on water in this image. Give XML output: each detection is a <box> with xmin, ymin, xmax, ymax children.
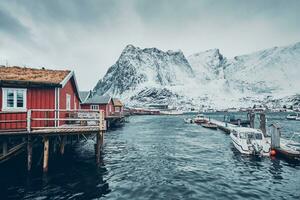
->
<box><xmin>1</xmin><ymin>114</ymin><xmax>300</xmax><ymax>200</ymax></box>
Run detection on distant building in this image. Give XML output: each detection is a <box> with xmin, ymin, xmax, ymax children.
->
<box><xmin>0</xmin><ymin>66</ymin><xmax>81</xmax><ymax>129</ymax></box>
<box><xmin>112</xmin><ymin>98</ymin><xmax>124</xmax><ymax>116</ymax></box>
<box><xmin>79</xmin><ymin>91</ymin><xmax>92</xmax><ymax>103</ymax></box>
<box><xmin>80</xmin><ymin>95</ymin><xmax>115</xmax><ymax>118</ymax></box>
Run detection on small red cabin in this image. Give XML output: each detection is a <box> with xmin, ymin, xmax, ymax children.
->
<box><xmin>0</xmin><ymin>66</ymin><xmax>81</xmax><ymax>130</ymax></box>
<box><xmin>80</xmin><ymin>95</ymin><xmax>114</xmax><ymax>118</ymax></box>
<box><xmin>112</xmin><ymin>98</ymin><xmax>124</xmax><ymax>116</ymax></box>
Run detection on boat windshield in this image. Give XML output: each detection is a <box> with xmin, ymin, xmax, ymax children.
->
<box><xmin>239</xmin><ymin>132</ymin><xmax>262</xmax><ymax>140</ymax></box>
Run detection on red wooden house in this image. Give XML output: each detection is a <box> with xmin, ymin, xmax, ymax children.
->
<box><xmin>80</xmin><ymin>95</ymin><xmax>114</xmax><ymax>118</ymax></box>
<box><xmin>112</xmin><ymin>98</ymin><xmax>124</xmax><ymax>116</ymax></box>
<box><xmin>0</xmin><ymin>66</ymin><xmax>81</xmax><ymax>130</ymax></box>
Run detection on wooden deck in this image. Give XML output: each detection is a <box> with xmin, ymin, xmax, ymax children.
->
<box><xmin>0</xmin><ymin>109</ymin><xmax>107</xmax><ymax>171</ymax></box>
<box><xmin>0</xmin><ymin>125</ymin><xmax>100</xmax><ymax>136</ymax></box>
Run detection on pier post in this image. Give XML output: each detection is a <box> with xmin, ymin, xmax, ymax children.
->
<box><xmin>2</xmin><ymin>139</ymin><xmax>8</xmax><ymax>155</ymax></box>
<box><xmin>96</xmin><ymin>110</ymin><xmax>106</xmax><ymax>166</ymax></box>
<box><xmin>259</xmin><ymin>113</ymin><xmax>267</xmax><ymax>136</ymax></box>
<box><xmin>27</xmin><ymin>136</ymin><xmax>33</xmax><ymax>171</ymax></box>
<box><xmin>270</xmin><ymin>124</ymin><xmax>280</xmax><ymax>149</ymax></box>
<box><xmin>27</xmin><ymin>110</ymin><xmax>31</xmax><ymax>132</ymax></box>
<box><xmin>249</xmin><ymin>112</ymin><xmax>255</xmax><ymax>128</ymax></box>
<box><xmin>60</xmin><ymin>136</ymin><xmax>65</xmax><ymax>155</ymax></box>
<box><xmin>100</xmin><ymin>131</ymin><xmax>104</xmax><ymax>149</ymax></box>
<box><xmin>43</xmin><ymin>137</ymin><xmax>49</xmax><ymax>173</ymax></box>
<box><xmin>96</xmin><ymin>132</ymin><xmax>101</xmax><ymax>166</ymax></box>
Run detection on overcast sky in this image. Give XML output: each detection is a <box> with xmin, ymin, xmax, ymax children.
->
<box><xmin>0</xmin><ymin>0</ymin><xmax>300</xmax><ymax>90</ymax></box>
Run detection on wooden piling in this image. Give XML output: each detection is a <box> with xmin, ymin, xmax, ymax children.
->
<box><xmin>2</xmin><ymin>139</ymin><xmax>8</xmax><ymax>155</ymax></box>
<box><xmin>96</xmin><ymin>132</ymin><xmax>101</xmax><ymax>166</ymax></box>
<box><xmin>270</xmin><ymin>124</ymin><xmax>281</xmax><ymax>149</ymax></box>
<box><xmin>100</xmin><ymin>131</ymin><xmax>104</xmax><ymax>149</ymax></box>
<box><xmin>43</xmin><ymin>137</ymin><xmax>49</xmax><ymax>173</ymax></box>
<box><xmin>60</xmin><ymin>136</ymin><xmax>65</xmax><ymax>155</ymax></box>
<box><xmin>259</xmin><ymin>113</ymin><xmax>267</xmax><ymax>136</ymax></box>
<box><xmin>27</xmin><ymin>136</ymin><xmax>33</xmax><ymax>171</ymax></box>
<box><xmin>249</xmin><ymin>112</ymin><xmax>255</xmax><ymax>128</ymax></box>
<box><xmin>53</xmin><ymin>137</ymin><xmax>57</xmax><ymax>154</ymax></box>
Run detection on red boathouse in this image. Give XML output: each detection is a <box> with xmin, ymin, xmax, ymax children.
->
<box><xmin>0</xmin><ymin>66</ymin><xmax>81</xmax><ymax>130</ymax></box>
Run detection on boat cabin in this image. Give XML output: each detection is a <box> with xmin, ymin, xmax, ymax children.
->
<box><xmin>231</xmin><ymin>127</ymin><xmax>264</xmax><ymax>140</ymax></box>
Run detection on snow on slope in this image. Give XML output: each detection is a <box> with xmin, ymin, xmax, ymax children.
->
<box><xmin>94</xmin><ymin>44</ymin><xmax>196</xmax><ymax>106</ymax></box>
<box><xmin>94</xmin><ymin>42</ymin><xmax>300</xmax><ymax>109</ymax></box>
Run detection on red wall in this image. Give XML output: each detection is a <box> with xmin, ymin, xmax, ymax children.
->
<box><xmin>0</xmin><ymin>77</ymin><xmax>80</xmax><ymax>130</ymax></box>
<box><xmin>81</xmin><ymin>101</ymin><xmax>113</xmax><ymax>118</ymax></box>
<box><xmin>58</xmin><ymin>78</ymin><xmax>80</xmax><ymax>126</ymax></box>
<box><xmin>0</xmin><ymin>88</ymin><xmax>55</xmax><ymax>130</ymax></box>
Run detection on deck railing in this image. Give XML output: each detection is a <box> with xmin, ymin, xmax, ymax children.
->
<box><xmin>0</xmin><ymin>109</ymin><xmax>106</xmax><ymax>133</ymax></box>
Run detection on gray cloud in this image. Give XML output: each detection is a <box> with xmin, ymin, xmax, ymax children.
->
<box><xmin>0</xmin><ymin>0</ymin><xmax>299</xmax><ymax>90</ymax></box>
<box><xmin>0</xmin><ymin>7</ymin><xmax>31</xmax><ymax>40</ymax></box>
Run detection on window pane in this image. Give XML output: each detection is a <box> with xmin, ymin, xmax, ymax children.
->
<box><xmin>17</xmin><ymin>91</ymin><xmax>24</xmax><ymax>108</ymax></box>
<box><xmin>7</xmin><ymin>91</ymin><xmax>14</xmax><ymax>107</ymax></box>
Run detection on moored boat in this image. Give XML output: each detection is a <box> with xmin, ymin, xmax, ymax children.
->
<box><xmin>230</xmin><ymin>127</ymin><xmax>271</xmax><ymax>156</ymax></box>
<box><xmin>201</xmin><ymin>122</ymin><xmax>218</xmax><ymax>130</ymax></box>
<box><xmin>287</xmin><ymin>113</ymin><xmax>299</xmax><ymax>120</ymax></box>
<box><xmin>193</xmin><ymin>114</ymin><xmax>207</xmax><ymax>124</ymax></box>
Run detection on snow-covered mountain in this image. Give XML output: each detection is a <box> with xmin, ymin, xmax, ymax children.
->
<box><xmin>94</xmin><ymin>44</ymin><xmax>195</xmax><ymax>106</ymax></box>
<box><xmin>94</xmin><ymin>42</ymin><xmax>300</xmax><ymax>109</ymax></box>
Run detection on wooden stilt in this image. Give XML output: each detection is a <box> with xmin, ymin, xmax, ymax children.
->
<box><xmin>96</xmin><ymin>132</ymin><xmax>101</xmax><ymax>166</ymax></box>
<box><xmin>53</xmin><ymin>137</ymin><xmax>57</xmax><ymax>154</ymax></box>
<box><xmin>27</xmin><ymin>136</ymin><xmax>33</xmax><ymax>171</ymax></box>
<box><xmin>2</xmin><ymin>140</ymin><xmax>8</xmax><ymax>155</ymax></box>
<box><xmin>60</xmin><ymin>136</ymin><xmax>65</xmax><ymax>155</ymax></box>
<box><xmin>259</xmin><ymin>113</ymin><xmax>267</xmax><ymax>137</ymax></box>
<box><xmin>43</xmin><ymin>137</ymin><xmax>49</xmax><ymax>173</ymax></box>
<box><xmin>100</xmin><ymin>131</ymin><xmax>104</xmax><ymax>150</ymax></box>
<box><xmin>249</xmin><ymin>112</ymin><xmax>255</xmax><ymax>128</ymax></box>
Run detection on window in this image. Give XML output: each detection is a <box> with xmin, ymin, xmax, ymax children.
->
<box><xmin>115</xmin><ymin>107</ymin><xmax>120</xmax><ymax>112</ymax></box>
<box><xmin>66</xmin><ymin>94</ymin><xmax>71</xmax><ymax>110</ymax></box>
<box><xmin>91</xmin><ymin>105</ymin><xmax>99</xmax><ymax>110</ymax></box>
<box><xmin>2</xmin><ymin>88</ymin><xmax>27</xmax><ymax>110</ymax></box>
<box><xmin>109</xmin><ymin>104</ymin><xmax>112</xmax><ymax>112</ymax></box>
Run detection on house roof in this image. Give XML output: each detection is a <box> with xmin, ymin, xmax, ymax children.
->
<box><xmin>0</xmin><ymin>66</ymin><xmax>70</xmax><ymax>87</ymax></box>
<box><xmin>112</xmin><ymin>98</ymin><xmax>123</xmax><ymax>107</ymax></box>
<box><xmin>79</xmin><ymin>91</ymin><xmax>91</xmax><ymax>103</ymax></box>
<box><xmin>83</xmin><ymin>95</ymin><xmax>112</xmax><ymax>104</ymax></box>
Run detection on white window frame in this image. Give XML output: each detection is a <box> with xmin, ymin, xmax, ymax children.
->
<box><xmin>90</xmin><ymin>105</ymin><xmax>99</xmax><ymax>110</ymax></box>
<box><xmin>115</xmin><ymin>107</ymin><xmax>120</xmax><ymax>112</ymax></box>
<box><xmin>2</xmin><ymin>88</ymin><xmax>27</xmax><ymax>111</ymax></box>
<box><xmin>66</xmin><ymin>93</ymin><xmax>71</xmax><ymax>110</ymax></box>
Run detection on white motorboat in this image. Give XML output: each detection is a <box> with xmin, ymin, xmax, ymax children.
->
<box><xmin>193</xmin><ymin>114</ymin><xmax>207</xmax><ymax>124</ymax></box>
<box><xmin>230</xmin><ymin>127</ymin><xmax>271</xmax><ymax>156</ymax></box>
<box><xmin>287</xmin><ymin>113</ymin><xmax>299</xmax><ymax>120</ymax></box>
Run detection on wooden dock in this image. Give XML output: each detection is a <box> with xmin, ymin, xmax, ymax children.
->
<box><xmin>0</xmin><ymin>109</ymin><xmax>107</xmax><ymax>172</ymax></box>
<box><xmin>209</xmin><ymin>119</ymin><xmax>237</xmax><ymax>134</ymax></box>
<box><xmin>208</xmin><ymin>114</ymin><xmax>300</xmax><ymax>161</ymax></box>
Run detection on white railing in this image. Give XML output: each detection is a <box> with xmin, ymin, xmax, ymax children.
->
<box><xmin>0</xmin><ymin>109</ymin><xmax>106</xmax><ymax>133</ymax></box>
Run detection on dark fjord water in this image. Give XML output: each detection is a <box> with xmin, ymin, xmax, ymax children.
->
<box><xmin>1</xmin><ymin>113</ymin><xmax>300</xmax><ymax>200</ymax></box>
